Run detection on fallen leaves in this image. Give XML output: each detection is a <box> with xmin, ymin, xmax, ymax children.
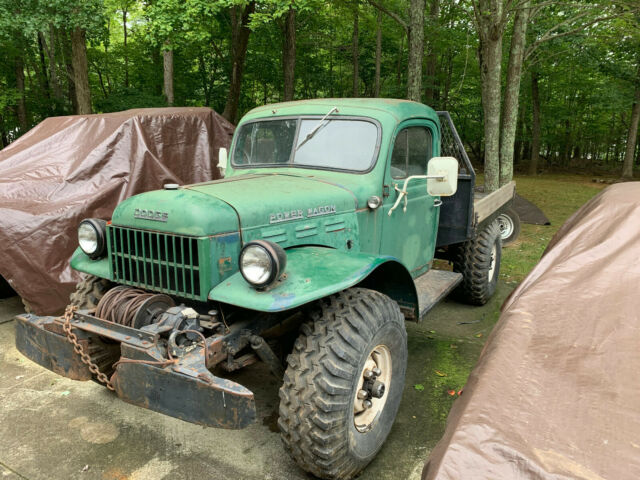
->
<box><xmin>434</xmin><ymin>370</ymin><xmax>447</xmax><ymax>377</ymax></box>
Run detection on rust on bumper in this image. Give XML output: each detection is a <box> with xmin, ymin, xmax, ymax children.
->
<box><xmin>14</xmin><ymin>313</ymin><xmax>256</xmax><ymax>429</ymax></box>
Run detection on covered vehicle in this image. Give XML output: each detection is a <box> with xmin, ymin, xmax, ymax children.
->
<box><xmin>0</xmin><ymin>108</ymin><xmax>233</xmax><ymax>315</ymax></box>
<box><xmin>423</xmin><ymin>181</ymin><xmax>640</xmax><ymax>479</ymax></box>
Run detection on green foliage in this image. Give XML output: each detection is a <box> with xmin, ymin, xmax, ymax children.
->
<box><xmin>0</xmin><ymin>0</ymin><xmax>638</xmax><ymax>175</ymax></box>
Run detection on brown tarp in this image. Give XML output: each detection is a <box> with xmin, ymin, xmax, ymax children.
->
<box><xmin>424</xmin><ymin>182</ymin><xmax>640</xmax><ymax>480</ymax></box>
<box><xmin>0</xmin><ymin>107</ymin><xmax>233</xmax><ymax>315</ymax></box>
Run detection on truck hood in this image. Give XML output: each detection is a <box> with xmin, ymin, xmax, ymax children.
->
<box><xmin>111</xmin><ymin>188</ymin><xmax>240</xmax><ymax>236</ymax></box>
<box><xmin>112</xmin><ymin>174</ymin><xmax>357</xmax><ymax>236</ymax></box>
<box><xmin>185</xmin><ymin>174</ymin><xmax>358</xmax><ymax>230</ymax></box>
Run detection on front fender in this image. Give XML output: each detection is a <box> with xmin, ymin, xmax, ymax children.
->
<box><xmin>208</xmin><ymin>247</ymin><xmax>399</xmax><ymax>312</ymax></box>
<box><xmin>70</xmin><ymin>248</ymin><xmax>112</xmax><ymax>280</ymax></box>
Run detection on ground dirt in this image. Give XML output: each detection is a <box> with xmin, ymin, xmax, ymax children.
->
<box><xmin>0</xmin><ymin>173</ymin><xmax>608</xmax><ymax>479</ymax></box>
<box><xmin>0</xmin><ymin>284</ymin><xmax>511</xmax><ymax>480</ymax></box>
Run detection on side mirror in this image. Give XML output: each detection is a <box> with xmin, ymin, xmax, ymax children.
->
<box><xmin>218</xmin><ymin>147</ymin><xmax>228</xmax><ymax>177</ymax></box>
<box><xmin>427</xmin><ymin>157</ymin><xmax>458</xmax><ymax>196</ymax></box>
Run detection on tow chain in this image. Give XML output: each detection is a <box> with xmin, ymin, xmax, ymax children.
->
<box><xmin>61</xmin><ymin>305</ymin><xmax>115</xmax><ymax>391</ymax></box>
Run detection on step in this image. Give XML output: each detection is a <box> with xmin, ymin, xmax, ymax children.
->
<box><xmin>415</xmin><ymin>269</ymin><xmax>462</xmax><ymax>319</ymax></box>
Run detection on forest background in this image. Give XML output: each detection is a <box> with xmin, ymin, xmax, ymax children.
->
<box><xmin>1</xmin><ymin>0</ymin><xmax>639</xmax><ymax>191</ymax></box>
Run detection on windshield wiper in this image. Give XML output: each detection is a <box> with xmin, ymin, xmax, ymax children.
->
<box><xmin>295</xmin><ymin>106</ymin><xmax>339</xmax><ymax>151</ymax></box>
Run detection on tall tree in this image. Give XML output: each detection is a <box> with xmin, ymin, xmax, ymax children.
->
<box><xmin>163</xmin><ymin>39</ymin><xmax>174</xmax><ymax>106</ymax></box>
<box><xmin>622</xmin><ymin>64</ymin><xmax>640</xmax><ymax>178</ymax></box>
<box><xmin>472</xmin><ymin>0</ymin><xmax>505</xmax><ymax>192</ymax></box>
<box><xmin>499</xmin><ymin>2</ymin><xmax>530</xmax><ymax>186</ymax></box>
<box><xmin>407</xmin><ymin>0</ymin><xmax>425</xmax><ymax>101</ymax></box>
<box><xmin>282</xmin><ymin>6</ymin><xmax>296</xmax><ymax>101</ymax></box>
<box><xmin>222</xmin><ymin>1</ymin><xmax>256</xmax><ymax>123</ymax></box>
<box><xmin>71</xmin><ymin>27</ymin><xmax>92</xmax><ymax>114</ymax></box>
<box><xmin>352</xmin><ymin>0</ymin><xmax>359</xmax><ymax>97</ymax></box>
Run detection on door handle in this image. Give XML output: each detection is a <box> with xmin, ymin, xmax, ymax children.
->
<box><xmin>433</xmin><ymin>199</ymin><xmax>443</xmax><ymax>207</ymax></box>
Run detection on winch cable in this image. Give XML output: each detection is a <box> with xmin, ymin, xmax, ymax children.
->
<box><xmin>95</xmin><ymin>285</ymin><xmax>156</xmax><ymax>327</ymax></box>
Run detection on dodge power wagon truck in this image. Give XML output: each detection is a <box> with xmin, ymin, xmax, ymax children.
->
<box><xmin>16</xmin><ymin>99</ymin><xmax>514</xmax><ymax>480</ymax></box>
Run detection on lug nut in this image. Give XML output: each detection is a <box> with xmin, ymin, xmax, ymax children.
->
<box><xmin>357</xmin><ymin>389</ymin><xmax>369</xmax><ymax>400</ymax></box>
<box><xmin>363</xmin><ymin>369</ymin><xmax>374</xmax><ymax>380</ymax></box>
<box><xmin>363</xmin><ymin>399</ymin><xmax>373</xmax><ymax>409</ymax></box>
<box><xmin>371</xmin><ymin>381</ymin><xmax>386</xmax><ymax>398</ymax></box>
<box><xmin>372</xmin><ymin>367</ymin><xmax>382</xmax><ymax>377</ymax></box>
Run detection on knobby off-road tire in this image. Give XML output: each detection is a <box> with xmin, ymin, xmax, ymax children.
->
<box><xmin>69</xmin><ymin>274</ymin><xmax>112</xmax><ymax>310</ymax></box>
<box><xmin>278</xmin><ymin>288</ymin><xmax>407</xmax><ymax>480</ymax></box>
<box><xmin>496</xmin><ymin>207</ymin><xmax>521</xmax><ymax>246</ymax></box>
<box><xmin>452</xmin><ymin>219</ymin><xmax>502</xmax><ymax>306</ymax></box>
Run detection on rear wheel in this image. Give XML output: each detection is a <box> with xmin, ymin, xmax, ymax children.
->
<box><xmin>69</xmin><ymin>275</ymin><xmax>112</xmax><ymax>311</ymax></box>
<box><xmin>496</xmin><ymin>207</ymin><xmax>521</xmax><ymax>245</ymax></box>
<box><xmin>278</xmin><ymin>288</ymin><xmax>407</xmax><ymax>480</ymax></box>
<box><xmin>452</xmin><ymin>219</ymin><xmax>502</xmax><ymax>305</ymax></box>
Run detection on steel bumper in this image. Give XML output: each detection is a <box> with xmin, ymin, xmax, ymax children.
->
<box><xmin>14</xmin><ymin>313</ymin><xmax>256</xmax><ymax>429</ymax></box>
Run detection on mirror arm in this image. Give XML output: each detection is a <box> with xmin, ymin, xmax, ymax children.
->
<box><xmin>387</xmin><ymin>175</ymin><xmax>440</xmax><ymax>216</ymax></box>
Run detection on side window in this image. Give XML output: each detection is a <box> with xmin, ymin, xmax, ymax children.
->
<box><xmin>390</xmin><ymin>126</ymin><xmax>432</xmax><ymax>179</ymax></box>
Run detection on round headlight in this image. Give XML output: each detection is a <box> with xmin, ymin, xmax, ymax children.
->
<box><xmin>239</xmin><ymin>240</ymin><xmax>287</xmax><ymax>288</ymax></box>
<box><xmin>78</xmin><ymin>219</ymin><xmax>107</xmax><ymax>259</ymax></box>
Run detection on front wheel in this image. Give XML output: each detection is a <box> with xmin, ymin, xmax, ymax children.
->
<box><xmin>278</xmin><ymin>288</ymin><xmax>407</xmax><ymax>480</ymax></box>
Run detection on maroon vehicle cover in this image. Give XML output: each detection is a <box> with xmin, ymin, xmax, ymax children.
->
<box><xmin>424</xmin><ymin>182</ymin><xmax>640</xmax><ymax>479</ymax></box>
<box><xmin>0</xmin><ymin>108</ymin><xmax>233</xmax><ymax>315</ymax></box>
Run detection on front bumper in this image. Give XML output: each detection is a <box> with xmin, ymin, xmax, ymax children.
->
<box><xmin>15</xmin><ymin>312</ymin><xmax>256</xmax><ymax>429</ymax></box>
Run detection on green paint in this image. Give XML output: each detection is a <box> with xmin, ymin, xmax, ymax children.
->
<box><xmin>209</xmin><ymin>247</ymin><xmax>395</xmax><ymax>311</ymax></box>
<box><xmin>74</xmin><ymin>99</ymin><xmax>447</xmax><ymax>311</ymax></box>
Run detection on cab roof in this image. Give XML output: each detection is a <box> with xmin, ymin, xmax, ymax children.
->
<box><xmin>241</xmin><ymin>98</ymin><xmax>439</xmax><ymax>125</ymax></box>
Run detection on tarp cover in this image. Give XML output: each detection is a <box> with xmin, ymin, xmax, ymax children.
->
<box><xmin>0</xmin><ymin>107</ymin><xmax>234</xmax><ymax>315</ymax></box>
<box><xmin>423</xmin><ymin>182</ymin><xmax>640</xmax><ymax>480</ymax></box>
<box><xmin>513</xmin><ymin>193</ymin><xmax>551</xmax><ymax>225</ymax></box>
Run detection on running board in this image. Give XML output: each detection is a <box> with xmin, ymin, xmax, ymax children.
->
<box><xmin>415</xmin><ymin>269</ymin><xmax>462</xmax><ymax>320</ymax></box>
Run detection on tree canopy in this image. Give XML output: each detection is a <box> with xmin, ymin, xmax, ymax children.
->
<box><xmin>1</xmin><ymin>0</ymin><xmax>639</xmax><ymax>182</ymax></box>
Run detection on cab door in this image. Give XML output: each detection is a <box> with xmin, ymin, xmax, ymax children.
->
<box><xmin>380</xmin><ymin>120</ymin><xmax>440</xmax><ymax>277</ymax></box>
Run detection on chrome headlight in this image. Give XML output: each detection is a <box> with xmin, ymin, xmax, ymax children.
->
<box><xmin>78</xmin><ymin>218</ymin><xmax>107</xmax><ymax>259</ymax></box>
<box><xmin>239</xmin><ymin>240</ymin><xmax>287</xmax><ymax>288</ymax></box>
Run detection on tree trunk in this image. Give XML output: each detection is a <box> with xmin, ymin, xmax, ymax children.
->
<box><xmin>62</xmin><ymin>31</ymin><xmax>78</xmax><ymax>113</ymax></box>
<box><xmin>123</xmin><ymin>9</ymin><xmax>129</xmax><ymax>88</ymax></box>
<box><xmin>622</xmin><ymin>65</ymin><xmax>640</xmax><ymax>179</ymax></box>
<box><xmin>198</xmin><ymin>54</ymin><xmax>210</xmax><ymax>106</ymax></box>
<box><xmin>222</xmin><ymin>1</ymin><xmax>256</xmax><ymax>123</ymax></box>
<box><xmin>163</xmin><ymin>40</ymin><xmax>174</xmax><ymax>106</ymax></box>
<box><xmin>45</xmin><ymin>25</ymin><xmax>63</xmax><ymax>101</ymax></box>
<box><xmin>14</xmin><ymin>56</ymin><xmax>27</xmax><ymax>132</ymax></box>
<box><xmin>37</xmin><ymin>33</ymin><xmax>51</xmax><ymax>100</ymax></box>
<box><xmin>498</xmin><ymin>1</ymin><xmax>530</xmax><ymax>186</ymax></box>
<box><xmin>407</xmin><ymin>0</ymin><xmax>425</xmax><ymax>102</ymax></box>
<box><xmin>374</xmin><ymin>10</ymin><xmax>382</xmax><ymax>97</ymax></box>
<box><xmin>478</xmin><ymin>36</ymin><xmax>502</xmax><ymax>191</ymax></box>
<box><xmin>352</xmin><ymin>0</ymin><xmax>359</xmax><ymax>97</ymax></box>
<box><xmin>71</xmin><ymin>27</ymin><xmax>91</xmax><ymax>114</ymax></box>
<box><xmin>424</xmin><ymin>0</ymin><xmax>439</xmax><ymax>105</ymax></box>
<box><xmin>529</xmin><ymin>70</ymin><xmax>541</xmax><ymax>175</ymax></box>
<box><xmin>282</xmin><ymin>6</ymin><xmax>296</xmax><ymax>101</ymax></box>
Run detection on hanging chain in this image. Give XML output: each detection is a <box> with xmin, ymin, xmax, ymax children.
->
<box><xmin>61</xmin><ymin>305</ymin><xmax>115</xmax><ymax>391</ymax></box>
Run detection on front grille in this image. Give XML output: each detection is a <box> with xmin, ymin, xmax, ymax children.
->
<box><xmin>108</xmin><ymin>226</ymin><xmax>201</xmax><ymax>299</ymax></box>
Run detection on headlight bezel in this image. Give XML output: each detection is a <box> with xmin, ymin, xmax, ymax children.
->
<box><xmin>239</xmin><ymin>240</ymin><xmax>287</xmax><ymax>289</ymax></box>
<box><xmin>78</xmin><ymin>218</ymin><xmax>107</xmax><ymax>259</ymax></box>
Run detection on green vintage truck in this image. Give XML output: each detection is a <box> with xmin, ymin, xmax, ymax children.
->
<box><xmin>15</xmin><ymin>99</ymin><xmax>514</xmax><ymax>479</ymax></box>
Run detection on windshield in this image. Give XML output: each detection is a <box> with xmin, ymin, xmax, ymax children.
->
<box><xmin>231</xmin><ymin>117</ymin><xmax>379</xmax><ymax>172</ymax></box>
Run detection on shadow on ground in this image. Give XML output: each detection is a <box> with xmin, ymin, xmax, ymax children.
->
<box><xmin>0</xmin><ymin>282</ymin><xmax>514</xmax><ymax>480</ymax></box>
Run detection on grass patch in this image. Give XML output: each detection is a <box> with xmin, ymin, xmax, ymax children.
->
<box><xmin>499</xmin><ymin>174</ymin><xmax>607</xmax><ymax>283</ymax></box>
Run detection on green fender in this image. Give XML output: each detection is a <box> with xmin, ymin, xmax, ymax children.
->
<box><xmin>208</xmin><ymin>246</ymin><xmax>418</xmax><ymax>314</ymax></box>
<box><xmin>70</xmin><ymin>248</ymin><xmax>112</xmax><ymax>279</ymax></box>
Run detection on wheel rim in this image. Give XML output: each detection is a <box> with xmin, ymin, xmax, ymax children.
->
<box><xmin>488</xmin><ymin>243</ymin><xmax>497</xmax><ymax>281</ymax></box>
<box><xmin>353</xmin><ymin>344</ymin><xmax>392</xmax><ymax>433</ymax></box>
<box><xmin>497</xmin><ymin>214</ymin><xmax>514</xmax><ymax>240</ymax></box>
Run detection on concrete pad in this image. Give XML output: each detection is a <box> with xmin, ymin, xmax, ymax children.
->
<box><xmin>0</xmin><ymin>282</ymin><xmax>512</xmax><ymax>480</ymax></box>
